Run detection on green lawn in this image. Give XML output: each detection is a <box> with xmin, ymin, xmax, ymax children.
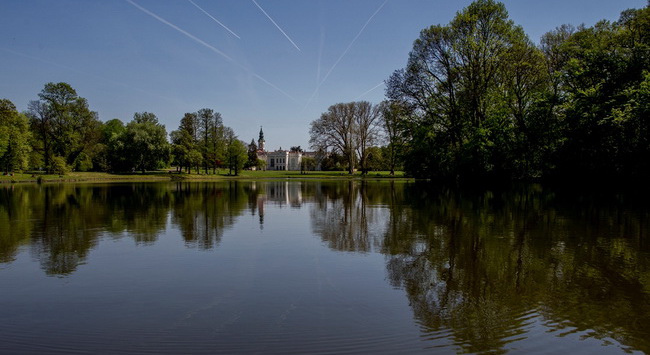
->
<box><xmin>173</xmin><ymin>169</ymin><xmax>407</xmax><ymax>180</ymax></box>
<box><xmin>0</xmin><ymin>169</ymin><xmax>408</xmax><ymax>183</ymax></box>
<box><xmin>0</xmin><ymin>171</ymin><xmax>170</xmax><ymax>183</ymax></box>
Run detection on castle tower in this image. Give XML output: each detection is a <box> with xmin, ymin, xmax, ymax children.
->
<box><xmin>258</xmin><ymin>126</ymin><xmax>265</xmax><ymax>152</ymax></box>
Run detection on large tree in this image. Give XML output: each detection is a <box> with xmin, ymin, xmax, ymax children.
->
<box><xmin>0</xmin><ymin>99</ymin><xmax>32</xmax><ymax>173</ymax></box>
<box><xmin>246</xmin><ymin>139</ymin><xmax>258</xmax><ymax>169</ymax></box>
<box><xmin>122</xmin><ymin>112</ymin><xmax>169</xmax><ymax>173</ymax></box>
<box><xmin>353</xmin><ymin>101</ymin><xmax>382</xmax><ymax>174</ymax></box>
<box><xmin>310</xmin><ymin>103</ymin><xmax>356</xmax><ymax>174</ymax></box>
<box><xmin>386</xmin><ymin>0</ymin><xmax>546</xmax><ymax>180</ymax></box>
<box><xmin>99</xmin><ymin>118</ymin><xmax>128</xmax><ymax>172</ymax></box>
<box><xmin>27</xmin><ymin>82</ymin><xmax>101</xmax><ymax>172</ymax></box>
<box><xmin>223</xmin><ymin>127</ymin><xmax>247</xmax><ymax>176</ymax></box>
<box><xmin>171</xmin><ymin>109</ymin><xmax>228</xmax><ymax>174</ymax></box>
<box><xmin>379</xmin><ymin>101</ymin><xmax>408</xmax><ymax>175</ymax></box>
<box><xmin>550</xmin><ymin>5</ymin><xmax>650</xmax><ymax>180</ymax></box>
<box><xmin>197</xmin><ymin>108</ymin><xmax>223</xmax><ymax>174</ymax></box>
<box><xmin>309</xmin><ymin>101</ymin><xmax>381</xmax><ymax>174</ymax></box>
<box><xmin>171</xmin><ymin>112</ymin><xmax>200</xmax><ymax>173</ymax></box>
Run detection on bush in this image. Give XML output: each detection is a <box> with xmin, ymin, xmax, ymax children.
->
<box><xmin>51</xmin><ymin>156</ymin><xmax>70</xmax><ymax>175</ymax></box>
<box><xmin>74</xmin><ymin>152</ymin><xmax>93</xmax><ymax>172</ymax></box>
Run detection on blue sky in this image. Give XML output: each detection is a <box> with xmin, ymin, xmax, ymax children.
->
<box><xmin>1</xmin><ymin>0</ymin><xmax>646</xmax><ymax>150</ymax></box>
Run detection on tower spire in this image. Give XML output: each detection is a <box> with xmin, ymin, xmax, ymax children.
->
<box><xmin>258</xmin><ymin>126</ymin><xmax>265</xmax><ymax>152</ymax></box>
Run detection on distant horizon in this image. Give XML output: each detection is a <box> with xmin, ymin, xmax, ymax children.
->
<box><xmin>1</xmin><ymin>0</ymin><xmax>645</xmax><ymax>150</ymax></box>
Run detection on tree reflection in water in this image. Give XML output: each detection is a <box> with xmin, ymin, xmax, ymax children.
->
<box><xmin>171</xmin><ymin>181</ymin><xmax>251</xmax><ymax>249</ymax></box>
<box><xmin>0</xmin><ymin>184</ymin><xmax>171</xmax><ymax>275</ymax></box>
<box><xmin>1</xmin><ymin>181</ymin><xmax>649</xmax><ymax>352</ymax></box>
<box><xmin>308</xmin><ymin>182</ymin><xmax>650</xmax><ymax>353</ymax></box>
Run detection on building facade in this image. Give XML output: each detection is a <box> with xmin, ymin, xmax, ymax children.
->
<box><xmin>255</xmin><ymin>127</ymin><xmax>317</xmax><ymax>171</ymax></box>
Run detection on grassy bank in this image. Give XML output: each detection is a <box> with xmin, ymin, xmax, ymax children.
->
<box><xmin>0</xmin><ymin>170</ymin><xmax>408</xmax><ymax>184</ymax></box>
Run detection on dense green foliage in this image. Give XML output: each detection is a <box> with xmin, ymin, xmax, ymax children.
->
<box><xmin>2</xmin><ymin>82</ymin><xmax>249</xmax><ymax>174</ymax></box>
<box><xmin>386</xmin><ymin>0</ymin><xmax>650</xmax><ymax>181</ymax></box>
<box><xmin>27</xmin><ymin>83</ymin><xmax>101</xmax><ymax>173</ymax></box>
<box><xmin>224</xmin><ymin>128</ymin><xmax>248</xmax><ymax>176</ymax></box>
<box><xmin>0</xmin><ymin>99</ymin><xmax>31</xmax><ymax>173</ymax></box>
<box><xmin>123</xmin><ymin>112</ymin><xmax>170</xmax><ymax>173</ymax></box>
<box><xmin>3</xmin><ymin>1</ymin><xmax>646</xmax><ymax>179</ymax></box>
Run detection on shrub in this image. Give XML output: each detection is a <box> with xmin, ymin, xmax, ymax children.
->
<box><xmin>51</xmin><ymin>156</ymin><xmax>70</xmax><ymax>175</ymax></box>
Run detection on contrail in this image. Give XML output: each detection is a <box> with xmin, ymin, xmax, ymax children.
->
<box><xmin>126</xmin><ymin>0</ymin><xmax>297</xmax><ymax>102</ymax></box>
<box><xmin>313</xmin><ymin>26</ymin><xmax>325</xmax><ymax>102</ymax></box>
<box><xmin>304</xmin><ymin>0</ymin><xmax>388</xmax><ymax>109</ymax></box>
<box><xmin>252</xmin><ymin>0</ymin><xmax>301</xmax><ymax>52</ymax></box>
<box><xmin>320</xmin><ymin>0</ymin><xmax>387</xmax><ymax>87</ymax></box>
<box><xmin>317</xmin><ymin>27</ymin><xmax>324</xmax><ymax>84</ymax></box>
<box><xmin>188</xmin><ymin>0</ymin><xmax>241</xmax><ymax>39</ymax></box>
<box><xmin>354</xmin><ymin>81</ymin><xmax>384</xmax><ymax>101</ymax></box>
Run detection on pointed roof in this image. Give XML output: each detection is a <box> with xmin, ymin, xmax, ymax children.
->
<box><xmin>258</xmin><ymin>126</ymin><xmax>265</xmax><ymax>142</ymax></box>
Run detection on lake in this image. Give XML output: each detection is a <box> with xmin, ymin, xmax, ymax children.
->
<box><xmin>1</xmin><ymin>181</ymin><xmax>649</xmax><ymax>354</ymax></box>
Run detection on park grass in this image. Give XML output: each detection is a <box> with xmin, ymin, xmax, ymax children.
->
<box><xmin>0</xmin><ymin>171</ymin><xmax>172</xmax><ymax>184</ymax></box>
<box><xmin>180</xmin><ymin>169</ymin><xmax>407</xmax><ymax>180</ymax></box>
<box><xmin>0</xmin><ymin>169</ymin><xmax>408</xmax><ymax>184</ymax></box>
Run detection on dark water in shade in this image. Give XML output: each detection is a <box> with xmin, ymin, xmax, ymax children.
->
<box><xmin>1</xmin><ymin>181</ymin><xmax>649</xmax><ymax>354</ymax></box>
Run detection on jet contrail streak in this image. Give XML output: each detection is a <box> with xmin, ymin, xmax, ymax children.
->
<box><xmin>354</xmin><ymin>81</ymin><xmax>384</xmax><ymax>101</ymax></box>
<box><xmin>188</xmin><ymin>0</ymin><xmax>241</xmax><ymax>39</ymax></box>
<box><xmin>252</xmin><ymin>0</ymin><xmax>301</xmax><ymax>52</ymax></box>
<box><xmin>304</xmin><ymin>0</ymin><xmax>388</xmax><ymax>109</ymax></box>
<box><xmin>126</xmin><ymin>0</ymin><xmax>297</xmax><ymax>102</ymax></box>
<box><xmin>317</xmin><ymin>27</ymin><xmax>324</xmax><ymax>84</ymax></box>
<box><xmin>320</xmin><ymin>0</ymin><xmax>387</xmax><ymax>86</ymax></box>
<box><xmin>313</xmin><ymin>27</ymin><xmax>325</xmax><ymax>103</ymax></box>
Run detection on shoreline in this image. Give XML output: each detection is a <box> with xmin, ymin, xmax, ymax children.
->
<box><xmin>0</xmin><ymin>170</ymin><xmax>411</xmax><ymax>184</ymax></box>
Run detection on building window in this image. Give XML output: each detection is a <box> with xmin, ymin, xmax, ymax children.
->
<box><xmin>270</xmin><ymin>158</ymin><xmax>275</xmax><ymax>168</ymax></box>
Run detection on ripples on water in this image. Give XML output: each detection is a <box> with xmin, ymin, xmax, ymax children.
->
<box><xmin>0</xmin><ymin>181</ymin><xmax>649</xmax><ymax>354</ymax></box>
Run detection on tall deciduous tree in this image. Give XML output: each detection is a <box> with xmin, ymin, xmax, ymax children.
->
<box><xmin>309</xmin><ymin>101</ymin><xmax>381</xmax><ymax>174</ymax></box>
<box><xmin>247</xmin><ymin>139</ymin><xmax>258</xmax><ymax>169</ymax></box>
<box><xmin>223</xmin><ymin>127</ymin><xmax>246</xmax><ymax>175</ymax></box>
<box><xmin>379</xmin><ymin>101</ymin><xmax>408</xmax><ymax>175</ymax></box>
<box><xmin>27</xmin><ymin>82</ymin><xmax>101</xmax><ymax>172</ymax></box>
<box><xmin>353</xmin><ymin>101</ymin><xmax>381</xmax><ymax>174</ymax></box>
<box><xmin>100</xmin><ymin>119</ymin><xmax>127</xmax><ymax>172</ymax></box>
<box><xmin>26</xmin><ymin>100</ymin><xmax>51</xmax><ymax>171</ymax></box>
<box><xmin>171</xmin><ymin>112</ymin><xmax>200</xmax><ymax>173</ymax></box>
<box><xmin>122</xmin><ymin>112</ymin><xmax>169</xmax><ymax>173</ymax></box>
<box><xmin>310</xmin><ymin>102</ymin><xmax>356</xmax><ymax>174</ymax></box>
<box><xmin>550</xmin><ymin>4</ymin><xmax>650</xmax><ymax>180</ymax></box>
<box><xmin>386</xmin><ymin>0</ymin><xmax>546</xmax><ymax>180</ymax></box>
<box><xmin>0</xmin><ymin>99</ymin><xmax>32</xmax><ymax>173</ymax></box>
<box><xmin>197</xmin><ymin>108</ymin><xmax>219</xmax><ymax>174</ymax></box>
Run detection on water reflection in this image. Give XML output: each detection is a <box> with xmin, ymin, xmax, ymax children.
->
<box><xmin>171</xmin><ymin>182</ymin><xmax>250</xmax><ymax>249</ymax></box>
<box><xmin>309</xmin><ymin>181</ymin><xmax>389</xmax><ymax>253</ymax></box>
<box><xmin>384</xmin><ymin>184</ymin><xmax>650</xmax><ymax>354</ymax></box>
<box><xmin>307</xmin><ymin>182</ymin><xmax>650</xmax><ymax>353</ymax></box>
<box><xmin>1</xmin><ymin>181</ymin><xmax>649</xmax><ymax>353</ymax></box>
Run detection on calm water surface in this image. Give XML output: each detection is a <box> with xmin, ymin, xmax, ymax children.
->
<box><xmin>1</xmin><ymin>181</ymin><xmax>649</xmax><ymax>354</ymax></box>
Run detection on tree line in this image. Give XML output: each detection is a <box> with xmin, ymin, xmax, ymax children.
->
<box><xmin>0</xmin><ymin>82</ymin><xmax>250</xmax><ymax>175</ymax></box>
<box><xmin>309</xmin><ymin>0</ymin><xmax>650</xmax><ymax>181</ymax></box>
<box><xmin>385</xmin><ymin>0</ymin><xmax>650</xmax><ymax>181</ymax></box>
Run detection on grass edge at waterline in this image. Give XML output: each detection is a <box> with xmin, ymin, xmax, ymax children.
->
<box><xmin>0</xmin><ymin>170</ymin><xmax>409</xmax><ymax>184</ymax></box>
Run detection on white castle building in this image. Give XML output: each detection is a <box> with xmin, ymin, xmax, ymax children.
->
<box><xmin>255</xmin><ymin>127</ymin><xmax>316</xmax><ymax>171</ymax></box>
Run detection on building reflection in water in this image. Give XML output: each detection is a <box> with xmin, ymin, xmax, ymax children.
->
<box><xmin>2</xmin><ymin>181</ymin><xmax>650</xmax><ymax>353</ymax></box>
<box><xmin>249</xmin><ymin>181</ymin><xmax>304</xmax><ymax>230</ymax></box>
